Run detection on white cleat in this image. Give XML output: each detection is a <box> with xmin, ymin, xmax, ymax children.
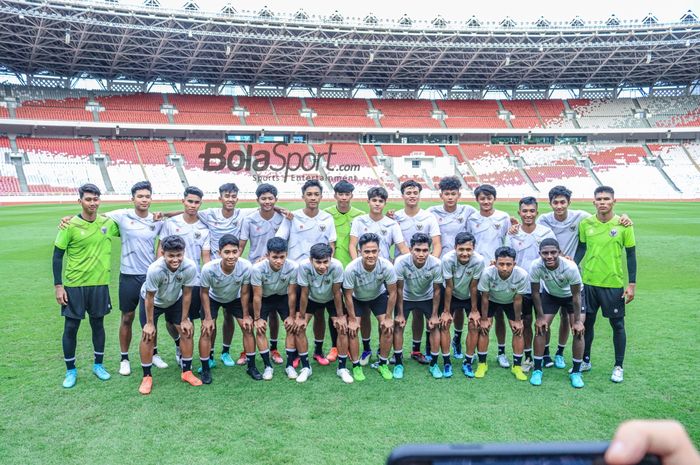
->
<box><xmin>119</xmin><ymin>359</ymin><xmax>131</xmax><ymax>376</ymax></box>
<box><xmin>285</xmin><ymin>366</ymin><xmax>298</xmax><ymax>379</ymax></box>
<box><xmin>521</xmin><ymin>358</ymin><xmax>533</xmax><ymax>373</ymax></box>
<box><xmin>337</xmin><ymin>368</ymin><xmax>354</xmax><ymax>384</ymax></box>
<box><xmin>152</xmin><ymin>354</ymin><xmax>169</xmax><ymax>369</ymax></box>
<box><xmin>296</xmin><ymin>367</ymin><xmax>312</xmax><ymax>383</ymax></box>
<box><xmin>571</xmin><ymin>362</ymin><xmax>592</xmax><ymax>373</ymax></box>
<box><xmin>497</xmin><ymin>354</ymin><xmax>510</xmax><ymax>368</ymax></box>
<box><xmin>262</xmin><ymin>366</ymin><xmax>274</xmax><ymax>381</ymax></box>
<box><xmin>611</xmin><ymin>366</ymin><xmax>624</xmax><ymax>383</ymax></box>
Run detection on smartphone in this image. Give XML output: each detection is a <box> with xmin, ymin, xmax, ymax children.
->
<box><xmin>387</xmin><ymin>442</ymin><xmax>661</xmax><ymax>465</ymax></box>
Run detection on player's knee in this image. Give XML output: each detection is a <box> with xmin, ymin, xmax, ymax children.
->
<box><xmin>121</xmin><ymin>312</ymin><xmax>135</xmax><ymax>325</ymax></box>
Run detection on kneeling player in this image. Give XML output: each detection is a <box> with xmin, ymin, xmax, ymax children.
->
<box><xmin>394</xmin><ymin>233</ymin><xmax>444</xmax><ymax>379</ymax></box>
<box><xmin>297</xmin><ymin>244</ymin><xmax>354</xmax><ymax>383</ymax></box>
<box><xmin>343</xmin><ymin>233</ymin><xmax>398</xmax><ymax>381</ymax></box>
<box><xmin>199</xmin><ymin>234</ymin><xmax>255</xmax><ymax>383</ymax></box>
<box><xmin>139</xmin><ymin>235</ymin><xmax>201</xmax><ymax>394</ymax></box>
<box><xmin>476</xmin><ymin>246</ymin><xmax>530</xmax><ymax>381</ymax></box>
<box><xmin>250</xmin><ymin>237</ymin><xmax>299</xmax><ymax>381</ymax></box>
<box><xmin>441</xmin><ymin>232</ymin><xmax>485</xmax><ymax>378</ymax></box>
<box><xmin>528</xmin><ymin>238</ymin><xmax>585</xmax><ymax>388</ymax></box>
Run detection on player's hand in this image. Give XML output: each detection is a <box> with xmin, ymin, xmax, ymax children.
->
<box><xmin>152</xmin><ymin>211</ymin><xmax>164</xmax><ymax>221</ymax></box>
<box><xmin>55</xmin><ymin>285</ymin><xmax>68</xmax><ymax>305</ymax></box>
<box><xmin>428</xmin><ymin>315</ymin><xmax>440</xmax><ymax>330</ymax></box>
<box><xmin>346</xmin><ymin>317</ymin><xmax>360</xmax><ymax>337</ymax></box>
<box><xmin>58</xmin><ymin>215</ymin><xmax>73</xmax><ymax>230</ymax></box>
<box><xmin>394</xmin><ymin>314</ymin><xmax>406</xmax><ymax>328</ymax></box>
<box><xmin>479</xmin><ymin>317</ymin><xmax>492</xmax><ymax>334</ymax></box>
<box><xmin>623</xmin><ymin>284</ymin><xmax>636</xmax><ymax>304</ymax></box>
<box><xmin>510</xmin><ymin>319</ymin><xmax>524</xmax><ymax>336</ymax></box>
<box><xmin>254</xmin><ymin>318</ymin><xmax>267</xmax><ymax>335</ymax></box>
<box><xmin>180</xmin><ymin>319</ymin><xmax>194</xmax><ymax>337</ymax></box>
<box><xmin>201</xmin><ymin>317</ymin><xmax>215</xmax><ymax>336</ymax></box>
<box><xmin>605</xmin><ymin>420</ymin><xmax>700</xmax><ymax>465</ymax></box>
<box><xmin>508</xmin><ymin>222</ymin><xmax>521</xmax><ymax>235</ymax></box>
<box><xmin>386</xmin><ymin>209</ymin><xmax>395</xmax><ymax>219</ymax></box>
<box><xmin>439</xmin><ymin>311</ymin><xmax>453</xmax><ymax>329</ymax></box>
<box><xmin>509</xmin><ymin>216</ymin><xmax>520</xmax><ymax>226</ymax></box>
<box><xmin>332</xmin><ymin>315</ymin><xmax>348</xmax><ymax>335</ymax></box>
<box><xmin>283</xmin><ymin>316</ymin><xmax>296</xmax><ymax>333</ymax></box>
<box><xmin>618</xmin><ymin>214</ymin><xmax>633</xmax><ymax>227</ymax></box>
<box><xmin>295</xmin><ymin>316</ymin><xmax>307</xmax><ymax>332</ymax></box>
<box><xmin>380</xmin><ymin>317</ymin><xmax>394</xmax><ymax>334</ymax></box>
<box><xmin>535</xmin><ymin>317</ymin><xmax>549</xmax><ymax>336</ymax></box>
<box><xmin>142</xmin><ymin>322</ymin><xmax>156</xmax><ymax>342</ymax></box>
<box><xmin>571</xmin><ymin>320</ymin><xmax>585</xmax><ymax>337</ymax></box>
<box><xmin>240</xmin><ymin>316</ymin><xmax>253</xmax><ymax>332</ymax></box>
<box><xmin>279</xmin><ymin>208</ymin><xmax>293</xmax><ymax>220</ymax></box>
<box><xmin>468</xmin><ymin>309</ymin><xmax>481</xmax><ymax>326</ymax></box>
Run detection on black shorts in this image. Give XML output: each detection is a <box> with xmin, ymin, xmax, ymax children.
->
<box><xmin>402</xmin><ymin>299</ymin><xmax>433</xmax><ymax>318</ymax></box>
<box><xmin>352</xmin><ymin>292</ymin><xmax>389</xmax><ymax>318</ymax></box>
<box><xmin>541</xmin><ymin>292</ymin><xmax>575</xmax><ymax>315</ymax></box>
<box><xmin>487</xmin><ymin>301</ymin><xmax>517</xmax><ymax>321</ymax></box>
<box><xmin>261</xmin><ymin>294</ymin><xmax>290</xmax><ymax>320</ymax></box>
<box><xmin>307</xmin><ymin>298</ymin><xmax>339</xmax><ymax>317</ymax></box>
<box><xmin>449</xmin><ymin>296</ymin><xmax>482</xmax><ymax>315</ymax></box>
<box><xmin>189</xmin><ymin>286</ymin><xmax>202</xmax><ymax>320</ymax></box>
<box><xmin>521</xmin><ymin>294</ymin><xmax>534</xmax><ymax>319</ymax></box>
<box><xmin>118</xmin><ymin>274</ymin><xmax>146</xmax><ymax>313</ymax></box>
<box><xmin>139</xmin><ymin>296</ymin><xmax>182</xmax><ymax>326</ymax></box>
<box><xmin>583</xmin><ymin>285</ymin><xmax>625</xmax><ymax>318</ymax></box>
<box><xmin>61</xmin><ymin>285</ymin><xmax>112</xmax><ymax>320</ymax></box>
<box><xmin>208</xmin><ymin>298</ymin><xmax>243</xmax><ymax>320</ymax></box>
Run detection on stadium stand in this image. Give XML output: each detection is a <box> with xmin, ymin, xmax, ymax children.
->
<box><xmin>96</xmin><ymin>94</ymin><xmax>169</xmax><ymax>124</ymax></box>
<box><xmin>647</xmin><ymin>143</ymin><xmax>700</xmax><ymax>198</ymax></box>
<box><xmin>569</xmin><ymin>99</ymin><xmax>646</xmax><ymax>129</ymax></box>
<box><xmin>170</xmin><ymin>95</ymin><xmax>238</xmax><ymax>125</ymax></box>
<box><xmin>372</xmin><ymin>99</ymin><xmax>441</xmax><ymax>128</ymax></box>
<box><xmin>305</xmin><ymin>98</ymin><xmax>372</xmax><ymax>127</ymax></box>
<box><xmin>437</xmin><ymin>100</ymin><xmax>506</xmax><ymax>129</ymax></box>
<box><xmin>237</xmin><ymin>96</ymin><xmax>279</xmax><ymax>126</ymax></box>
<box><xmin>502</xmin><ymin>100</ymin><xmax>542</xmax><ymax>129</ymax></box>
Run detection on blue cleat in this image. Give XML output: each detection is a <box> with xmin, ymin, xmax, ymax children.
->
<box><xmin>429</xmin><ymin>364</ymin><xmax>443</xmax><ymax>379</ymax></box>
<box><xmin>360</xmin><ymin>350</ymin><xmax>372</xmax><ymax>366</ymax></box>
<box><xmin>443</xmin><ymin>364</ymin><xmax>453</xmax><ymax>378</ymax></box>
<box><xmin>529</xmin><ymin>369</ymin><xmax>543</xmax><ymax>386</ymax></box>
<box><xmin>555</xmin><ymin>355</ymin><xmax>566</xmax><ymax>369</ymax></box>
<box><xmin>393</xmin><ymin>364</ymin><xmax>404</xmax><ymax>379</ymax></box>
<box><xmin>220</xmin><ymin>352</ymin><xmax>235</xmax><ymax>367</ymax></box>
<box><xmin>462</xmin><ymin>363</ymin><xmax>475</xmax><ymax>378</ymax></box>
<box><xmin>63</xmin><ymin>368</ymin><xmax>77</xmax><ymax>388</ymax></box>
<box><xmin>197</xmin><ymin>358</ymin><xmax>216</xmax><ymax>373</ymax></box>
<box><xmin>451</xmin><ymin>338</ymin><xmax>464</xmax><ymax>359</ymax></box>
<box><xmin>92</xmin><ymin>364</ymin><xmax>111</xmax><ymax>381</ymax></box>
<box><xmin>570</xmin><ymin>372</ymin><xmax>585</xmax><ymax>389</ymax></box>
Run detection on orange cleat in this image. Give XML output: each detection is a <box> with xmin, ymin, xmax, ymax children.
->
<box><xmin>271</xmin><ymin>349</ymin><xmax>284</xmax><ymax>365</ymax></box>
<box><xmin>326</xmin><ymin>347</ymin><xmax>339</xmax><ymax>362</ymax></box>
<box><xmin>139</xmin><ymin>376</ymin><xmax>153</xmax><ymax>395</ymax></box>
<box><xmin>181</xmin><ymin>370</ymin><xmax>203</xmax><ymax>386</ymax></box>
<box><xmin>237</xmin><ymin>352</ymin><xmax>247</xmax><ymax>366</ymax></box>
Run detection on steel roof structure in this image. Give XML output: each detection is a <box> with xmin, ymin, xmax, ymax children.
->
<box><xmin>0</xmin><ymin>0</ymin><xmax>699</xmax><ymax>94</ymax></box>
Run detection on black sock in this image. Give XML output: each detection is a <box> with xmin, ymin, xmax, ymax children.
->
<box><xmin>524</xmin><ymin>349</ymin><xmax>532</xmax><ymax>360</ymax></box>
<box><xmin>478</xmin><ymin>352</ymin><xmax>487</xmax><ymax>363</ymax></box>
<box><xmin>572</xmin><ymin>359</ymin><xmax>582</xmax><ymax>374</ymax></box>
<box><xmin>443</xmin><ymin>354</ymin><xmax>451</xmax><ymax>366</ymax></box>
<box><xmin>379</xmin><ymin>356</ymin><xmax>388</xmax><ymax>366</ymax></box>
<box><xmin>352</xmin><ymin>360</ymin><xmax>360</xmax><ymax>368</ymax></box>
<box><xmin>453</xmin><ymin>329</ymin><xmax>462</xmax><ymax>344</ymax></box>
<box><xmin>270</xmin><ymin>339</ymin><xmax>278</xmax><ymax>351</ymax></box>
<box><xmin>94</xmin><ymin>351</ymin><xmax>104</xmax><ymax>365</ymax></box>
<box><xmin>142</xmin><ymin>364</ymin><xmax>152</xmax><ymax>377</ymax></box>
<box><xmin>261</xmin><ymin>350</ymin><xmax>272</xmax><ymax>368</ymax></box>
<box><xmin>246</xmin><ymin>353</ymin><xmax>256</xmax><ymax>369</ymax></box>
<box><xmin>412</xmin><ymin>340</ymin><xmax>421</xmax><ymax>352</ymax></box>
<box><xmin>556</xmin><ymin>344</ymin><xmax>566</xmax><ymax>357</ymax></box>
<box><xmin>425</xmin><ymin>330</ymin><xmax>431</xmax><ymax>354</ymax></box>
<box><xmin>222</xmin><ymin>344</ymin><xmax>230</xmax><ymax>354</ymax></box>
<box><xmin>182</xmin><ymin>358</ymin><xmax>192</xmax><ymax>372</ymax></box>
<box><xmin>513</xmin><ymin>354</ymin><xmax>523</xmax><ymax>366</ymax></box>
<box><xmin>300</xmin><ymin>352</ymin><xmax>310</xmax><ymax>369</ymax></box>
<box><xmin>611</xmin><ymin>317</ymin><xmax>626</xmax><ymax>368</ymax></box>
<box><xmin>153</xmin><ymin>346</ymin><xmax>159</xmax><ymax>356</ymax></box>
<box><xmin>314</xmin><ymin>340</ymin><xmax>324</xmax><ymax>356</ymax></box>
<box><xmin>89</xmin><ymin>317</ymin><xmax>105</xmax><ymax>364</ymax></box>
<box><xmin>429</xmin><ymin>353</ymin><xmax>438</xmax><ymax>366</ymax></box>
<box><xmin>65</xmin><ymin>357</ymin><xmax>76</xmax><ymax>370</ymax></box>
<box><xmin>583</xmin><ymin>354</ymin><xmax>591</xmax><ymax>364</ymax></box>
<box><xmin>338</xmin><ymin>356</ymin><xmax>347</xmax><ymax>370</ymax></box>
<box><xmin>286</xmin><ymin>349</ymin><xmax>296</xmax><ymax>367</ymax></box>
<box><xmin>210</xmin><ymin>350</ymin><xmax>214</xmax><ymax>359</ymax></box>
<box><xmin>121</xmin><ymin>352</ymin><xmax>129</xmax><ymax>361</ymax></box>
<box><xmin>543</xmin><ymin>345</ymin><xmax>551</xmax><ymax>358</ymax></box>
<box><xmin>174</xmin><ymin>336</ymin><xmax>180</xmax><ymax>347</ymax></box>
<box><xmin>201</xmin><ymin>357</ymin><xmax>210</xmax><ymax>373</ymax></box>
<box><xmin>534</xmin><ymin>356</ymin><xmax>543</xmax><ymax>371</ymax></box>
<box><xmin>394</xmin><ymin>351</ymin><xmax>403</xmax><ymax>366</ymax></box>
<box><xmin>362</xmin><ymin>338</ymin><xmax>371</xmax><ymax>352</ymax></box>
<box><xmin>329</xmin><ymin>315</ymin><xmax>338</xmax><ymax>347</ymax></box>
<box><xmin>498</xmin><ymin>344</ymin><xmax>506</xmax><ymax>356</ymax></box>
<box><xmin>464</xmin><ymin>354</ymin><xmax>474</xmax><ymax>365</ymax></box>
<box><xmin>62</xmin><ymin>317</ymin><xmax>80</xmax><ymax>370</ymax></box>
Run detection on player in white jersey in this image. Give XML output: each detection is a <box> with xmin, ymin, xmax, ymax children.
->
<box><xmin>138</xmin><ymin>235</ymin><xmax>201</xmax><ymax>394</ymax></box>
<box><xmin>528</xmin><ymin>238</ymin><xmax>585</xmax><ymax>389</ymax></box>
<box><xmin>476</xmin><ymin>246</ymin><xmax>530</xmax><ymax>382</ymax></box>
<box><xmin>394</xmin><ymin>233</ymin><xmax>444</xmax><ymax>379</ymax></box>
<box><xmin>343</xmin><ymin>233</ymin><xmax>398</xmax><ymax>381</ymax></box>
<box><xmin>506</xmin><ymin>197</ymin><xmax>556</xmax><ymax>372</ymax></box>
<box><xmin>296</xmin><ymin>244</ymin><xmax>352</xmax><ymax>384</ymax></box>
<box><xmin>441</xmin><ymin>232</ymin><xmax>485</xmax><ymax>378</ymax></box>
<box><xmin>199</xmin><ymin>234</ymin><xmax>254</xmax><ymax>383</ymax></box>
<box><xmin>250</xmin><ymin>237</ymin><xmax>299</xmax><ymax>381</ymax></box>
<box><xmin>427</xmin><ymin>176</ymin><xmax>477</xmax><ymax>361</ymax></box>
<box><xmin>468</xmin><ymin>184</ymin><xmax>512</xmax><ymax>369</ymax></box>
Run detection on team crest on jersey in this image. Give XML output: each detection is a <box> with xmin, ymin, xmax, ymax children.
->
<box><xmin>416</xmin><ymin>224</ymin><xmax>423</xmax><ymax>231</ymax></box>
<box><xmin>494</xmin><ymin>223</ymin><xmax>501</xmax><ymax>230</ymax></box>
<box><xmin>380</xmin><ymin>229</ymin><xmax>387</xmax><ymax>235</ymax></box>
<box><xmin>457</xmin><ymin>217</ymin><xmax>464</xmax><ymax>223</ymax></box>
<box><xmin>176</xmin><ymin>274</ymin><xmax>183</xmax><ymax>282</ymax></box>
<box><xmin>101</xmin><ymin>227</ymin><xmax>107</xmax><ymax>234</ymax></box>
<box><xmin>569</xmin><ymin>225</ymin><xmax>576</xmax><ymax>231</ymax></box>
<box><xmin>233</xmin><ymin>221</ymin><xmax>238</xmax><ymax>227</ymax></box>
<box><xmin>194</xmin><ymin>231</ymin><xmax>201</xmax><ymax>239</ymax></box>
<box><xmin>324</xmin><ymin>278</ymin><xmax>330</xmax><ymax>284</ymax></box>
<box><xmin>319</xmin><ymin>224</ymin><xmax>326</xmax><ymax>232</ymax></box>
<box><xmin>149</xmin><ymin>224</ymin><xmax>155</xmax><ymax>231</ymax></box>
<box><xmin>610</xmin><ymin>229</ymin><xmax>618</xmax><ymax>237</ymax></box>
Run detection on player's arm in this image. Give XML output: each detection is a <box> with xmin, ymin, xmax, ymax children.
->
<box><xmin>383</xmin><ymin>282</ymin><xmax>397</xmax><ymax>332</ymax></box>
<box><xmin>343</xmin><ymin>288</ymin><xmax>356</xmax><ymax>319</ymax></box>
<box><xmin>275</xmin><ymin>217</ymin><xmax>291</xmax><ymax>239</ymax></box>
<box><xmin>479</xmin><ymin>289</ymin><xmax>491</xmax><ymax>334</ymax></box>
<box><xmin>624</xmin><ymin>246</ymin><xmax>637</xmax><ymax>304</ymax></box>
<box><xmin>180</xmin><ymin>286</ymin><xmax>194</xmax><ymax>337</ymax></box>
<box><xmin>349</xmin><ymin>235</ymin><xmax>359</xmax><ymax>260</ymax></box>
<box><xmin>618</xmin><ymin>213</ymin><xmax>633</xmax><ymax>227</ymax></box>
<box><xmin>429</xmin><ymin>282</ymin><xmax>442</xmax><ymax>329</ymax></box>
<box><xmin>511</xmin><ymin>293</ymin><xmax>524</xmax><ymax>336</ymax></box>
<box><xmin>143</xmin><ymin>290</ymin><xmax>157</xmax><ymax>341</ymax></box>
<box><xmin>395</xmin><ymin>241</ymin><xmax>409</xmax><ymax>256</ymax></box>
<box><xmin>201</xmin><ymin>248</ymin><xmax>211</xmax><ymax>264</ymax></box>
<box><xmin>329</xmin><ymin>241</ymin><xmax>336</xmax><ymax>256</ymax></box>
<box><xmin>53</xmin><ymin>246</ymin><xmax>68</xmax><ymax>305</ymax></box>
<box><xmin>286</xmin><ymin>283</ymin><xmax>298</xmax><ymax>332</ymax></box>
<box><xmin>570</xmin><ymin>283</ymin><xmax>584</xmax><ymax>336</ymax></box>
<box><xmin>573</xmin><ymin>242</ymin><xmax>586</xmax><ymax>265</ymax></box>
<box><xmin>297</xmin><ymin>285</ymin><xmax>309</xmax><ymax>331</ymax></box>
<box><xmin>252</xmin><ymin>285</ymin><xmax>266</xmax><ymax>334</ymax></box>
<box><xmin>443</xmin><ymin>277</ymin><xmax>453</xmax><ymax>314</ymax></box>
<box><xmin>531</xmin><ymin>282</ymin><xmax>547</xmax><ymax>335</ymax></box>
<box><xmin>395</xmin><ymin>279</ymin><xmax>405</xmax><ymax>323</ymax></box>
<box><xmin>331</xmin><ymin>282</ymin><xmax>348</xmax><ymax>335</ymax></box>
<box><xmin>430</xmin><ymin>235</ymin><xmax>441</xmax><ymax>258</ymax></box>
<box><xmin>199</xmin><ymin>286</ymin><xmax>214</xmax><ymax>335</ymax></box>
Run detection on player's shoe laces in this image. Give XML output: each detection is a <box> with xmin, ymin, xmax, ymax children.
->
<box><xmin>138</xmin><ymin>376</ymin><xmax>152</xmax><ymax>395</ymax></box>
<box><xmin>462</xmin><ymin>363</ymin><xmax>475</xmax><ymax>378</ymax></box>
<box><xmin>554</xmin><ymin>355</ymin><xmax>566</xmax><ymax>369</ymax></box>
<box><xmin>285</xmin><ymin>366</ymin><xmax>298</xmax><ymax>379</ymax></box>
<box><xmin>200</xmin><ymin>369</ymin><xmax>212</xmax><ymax>385</ymax></box>
<box><xmin>119</xmin><ymin>360</ymin><xmax>131</xmax><ymax>376</ymax></box>
<box><xmin>220</xmin><ymin>352</ymin><xmax>235</xmax><ymax>367</ymax></box>
<box><xmin>497</xmin><ymin>354</ymin><xmax>510</xmax><ymax>368</ymax></box>
<box><xmin>451</xmin><ymin>338</ymin><xmax>464</xmax><ymax>359</ymax></box>
<box><xmin>236</xmin><ymin>352</ymin><xmax>247</xmax><ymax>366</ymax></box>
<box><xmin>246</xmin><ymin>366</ymin><xmax>263</xmax><ymax>381</ymax></box>
<box><xmin>529</xmin><ymin>369</ymin><xmax>543</xmax><ymax>386</ymax></box>
<box><xmin>474</xmin><ymin>363</ymin><xmax>488</xmax><ymax>378</ymax></box>
<box><xmin>377</xmin><ymin>364</ymin><xmax>393</xmax><ymax>380</ymax></box>
<box><xmin>313</xmin><ymin>354</ymin><xmax>330</xmax><ymax>366</ymax></box>
<box><xmin>411</xmin><ymin>351</ymin><xmax>429</xmax><ymax>365</ymax></box>
<box><xmin>181</xmin><ymin>370</ymin><xmax>203</xmax><ymax>386</ymax></box>
<box><xmin>611</xmin><ymin>366</ymin><xmax>624</xmax><ymax>383</ymax></box>
<box><xmin>152</xmin><ymin>354</ymin><xmax>168</xmax><ymax>369</ymax></box>
<box><xmin>570</xmin><ymin>372</ymin><xmax>585</xmax><ymax>389</ymax></box>
<box><xmin>353</xmin><ymin>365</ymin><xmax>366</xmax><ymax>381</ymax></box>
<box><xmin>581</xmin><ymin>361</ymin><xmax>592</xmax><ymax>372</ymax></box>
<box><xmin>296</xmin><ymin>367</ymin><xmax>312</xmax><ymax>383</ymax></box>
<box><xmin>360</xmin><ymin>350</ymin><xmax>372</xmax><ymax>366</ymax></box>
<box><xmin>444</xmin><ymin>364</ymin><xmax>453</xmax><ymax>378</ymax></box>
<box><xmin>393</xmin><ymin>364</ymin><xmax>404</xmax><ymax>379</ymax></box>
<box><xmin>543</xmin><ymin>356</ymin><xmax>555</xmax><ymax>368</ymax></box>
<box><xmin>429</xmin><ymin>364</ymin><xmax>444</xmax><ymax>379</ymax></box>
<box><xmin>521</xmin><ymin>357</ymin><xmax>533</xmax><ymax>373</ymax></box>
<box><xmin>62</xmin><ymin>368</ymin><xmax>77</xmax><ymax>388</ymax></box>
<box><xmin>326</xmin><ymin>347</ymin><xmax>338</xmax><ymax>362</ymax></box>
<box><xmin>270</xmin><ymin>350</ymin><xmax>284</xmax><ymax>365</ymax></box>
<box><xmin>337</xmin><ymin>368</ymin><xmax>354</xmax><ymax>384</ymax></box>
<box><xmin>262</xmin><ymin>366</ymin><xmax>274</xmax><ymax>381</ymax></box>
<box><xmin>92</xmin><ymin>364</ymin><xmax>111</xmax><ymax>381</ymax></box>
<box><xmin>511</xmin><ymin>365</ymin><xmax>527</xmax><ymax>381</ymax></box>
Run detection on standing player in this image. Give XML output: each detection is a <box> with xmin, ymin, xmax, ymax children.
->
<box><xmin>468</xmin><ymin>184</ymin><xmax>511</xmax><ymax>369</ymax></box>
<box><xmin>476</xmin><ymin>246</ymin><xmax>530</xmax><ymax>381</ymax></box>
<box><xmin>575</xmin><ymin>186</ymin><xmax>636</xmax><ymax>383</ymax></box>
<box><xmin>427</xmin><ymin>176</ymin><xmax>477</xmax><ymax>360</ymax></box>
<box><xmin>394</xmin><ymin>233</ymin><xmax>444</xmax><ymax>379</ymax></box>
<box><xmin>138</xmin><ymin>235</ymin><xmax>202</xmax><ymax>394</ymax></box>
<box><xmin>53</xmin><ymin>184</ymin><xmax>120</xmax><ymax>388</ymax></box>
<box><xmin>297</xmin><ymin>244</ymin><xmax>354</xmax><ymax>384</ymax></box>
<box><xmin>199</xmin><ymin>234</ymin><xmax>255</xmax><ymax>383</ymax></box>
<box><xmin>529</xmin><ymin>238</ymin><xmax>585</xmax><ymax>388</ymax></box>
<box><xmin>442</xmin><ymin>232</ymin><xmax>485</xmax><ymax>378</ymax></box>
<box><xmin>506</xmin><ymin>197</ymin><xmax>555</xmax><ymax>371</ymax></box>
<box><xmin>343</xmin><ymin>233</ymin><xmax>398</xmax><ymax>381</ymax></box>
<box><xmin>250</xmin><ymin>237</ymin><xmax>299</xmax><ymax>381</ymax></box>
<box><xmin>275</xmin><ymin>179</ymin><xmax>336</xmax><ymax>366</ymax></box>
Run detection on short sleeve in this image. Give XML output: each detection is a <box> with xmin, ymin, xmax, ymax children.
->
<box><xmin>567</xmin><ymin>266</ymin><xmax>583</xmax><ymax>286</ymax></box>
<box><xmin>578</xmin><ymin>221</ymin><xmax>587</xmax><ymax>244</ymax></box>
<box><xmin>250</xmin><ymin>267</ymin><xmax>263</xmax><ymax>287</ymax></box>
<box><xmin>297</xmin><ymin>266</ymin><xmax>310</xmax><ymax>287</ymax></box>
<box><xmin>529</xmin><ymin>263</ymin><xmax>542</xmax><ymax>283</ymax></box>
<box><xmin>199</xmin><ymin>268</ymin><xmax>212</xmax><ymax>288</ymax></box>
<box><xmin>183</xmin><ymin>267</ymin><xmax>197</xmax><ymax>287</ymax></box>
<box><xmin>55</xmin><ymin>227</ymin><xmax>70</xmax><ymax>250</ymax></box>
<box><xmin>516</xmin><ymin>272</ymin><xmax>529</xmax><ymax>295</ymax></box>
<box><xmin>428</xmin><ymin>216</ymin><xmax>440</xmax><ymax>237</ymax></box>
<box><xmin>275</xmin><ymin>218</ymin><xmax>291</xmax><ymax>239</ymax></box>
<box><xmin>288</xmin><ymin>264</ymin><xmax>298</xmax><ymax>285</ymax></box>
<box><xmin>442</xmin><ymin>258</ymin><xmax>453</xmax><ymax>280</ymax></box>
<box><xmin>328</xmin><ymin>221</ymin><xmax>337</xmax><ymax>242</ymax></box>
<box><xmin>477</xmin><ymin>272</ymin><xmax>490</xmax><ymax>293</ymax></box>
<box><xmin>159</xmin><ymin>220</ymin><xmax>173</xmax><ymax>241</ymax></box>
<box><xmin>499</xmin><ymin>215</ymin><xmax>510</xmax><ymax>239</ymax></box>
<box><xmin>432</xmin><ymin>262</ymin><xmax>444</xmax><ymax>284</ymax></box>
<box><xmin>241</xmin><ymin>265</ymin><xmax>251</xmax><ymax>285</ymax></box>
<box><xmin>384</xmin><ymin>263</ymin><xmax>397</xmax><ymax>285</ymax></box>
<box><xmin>201</xmin><ymin>229</ymin><xmax>211</xmax><ymax>251</ymax></box>
<box><xmin>107</xmin><ymin>219</ymin><xmax>120</xmax><ymax>238</ymax></box>
<box><xmin>473</xmin><ymin>259</ymin><xmax>485</xmax><ymax>280</ymax></box>
<box><xmin>623</xmin><ymin>226</ymin><xmax>636</xmax><ymax>248</ymax></box>
<box><xmin>391</xmin><ymin>223</ymin><xmax>404</xmax><ymax>246</ymax></box>
<box><xmin>239</xmin><ymin>216</ymin><xmax>251</xmax><ymax>241</ymax></box>
<box><xmin>349</xmin><ymin>217</ymin><xmax>362</xmax><ymax>238</ymax></box>
<box><xmin>104</xmin><ymin>209</ymin><xmax>127</xmax><ymax>225</ymax></box>
<box><xmin>342</xmin><ymin>266</ymin><xmax>355</xmax><ymax>290</ymax></box>
<box><xmin>332</xmin><ymin>264</ymin><xmax>344</xmax><ymax>284</ymax></box>
<box><xmin>197</xmin><ymin>209</ymin><xmax>214</xmax><ymax>227</ymax></box>
<box><xmin>144</xmin><ymin>269</ymin><xmax>160</xmax><ymax>293</ymax></box>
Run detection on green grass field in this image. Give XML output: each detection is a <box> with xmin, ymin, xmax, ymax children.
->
<box><xmin>1</xmin><ymin>199</ymin><xmax>698</xmax><ymax>465</ymax></box>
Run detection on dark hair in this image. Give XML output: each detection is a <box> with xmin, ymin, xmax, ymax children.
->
<box><xmin>219</xmin><ymin>234</ymin><xmax>240</xmax><ymax>250</ymax></box>
<box><xmin>302</xmin><ymin>179</ymin><xmax>323</xmax><ymax>194</ymax></box>
<box><xmin>539</xmin><ymin>238</ymin><xmax>561</xmax><ymax>251</ymax></box>
<box><xmin>256</xmin><ymin>183</ymin><xmax>278</xmax><ymax>198</ymax></box>
<box><xmin>266</xmin><ymin>237</ymin><xmax>288</xmax><ymax>253</ymax></box>
<box><xmin>309</xmin><ymin>243</ymin><xmax>333</xmax><ymax>260</ymax></box>
<box><xmin>333</xmin><ymin>180</ymin><xmax>355</xmax><ymax>193</ymax></box>
<box><xmin>474</xmin><ymin>184</ymin><xmax>497</xmax><ymax>199</ymax></box>
<box><xmin>409</xmin><ymin>232</ymin><xmax>432</xmax><ymax>248</ymax></box>
<box><xmin>219</xmin><ymin>183</ymin><xmax>239</xmax><ymax>195</ymax></box>
<box><xmin>161</xmin><ymin>235</ymin><xmax>186</xmax><ymax>252</ymax></box>
<box><xmin>438</xmin><ymin>176</ymin><xmax>461</xmax><ymax>192</ymax></box>
<box><xmin>494</xmin><ymin>246</ymin><xmax>517</xmax><ymax>260</ymax></box>
<box><xmin>400</xmin><ymin>180</ymin><xmax>422</xmax><ymax>194</ymax></box>
<box><xmin>131</xmin><ymin>181</ymin><xmax>152</xmax><ymax>196</ymax></box>
<box><xmin>454</xmin><ymin>231</ymin><xmax>476</xmax><ymax>247</ymax></box>
<box><xmin>184</xmin><ymin>186</ymin><xmax>204</xmax><ymax>199</ymax></box>
<box><xmin>78</xmin><ymin>183</ymin><xmax>101</xmax><ymax>198</ymax></box>
<box><xmin>519</xmin><ymin>196</ymin><xmax>538</xmax><ymax>208</ymax></box>
<box><xmin>548</xmin><ymin>185</ymin><xmax>572</xmax><ymax>203</ymax></box>
<box><xmin>358</xmin><ymin>233</ymin><xmax>380</xmax><ymax>250</ymax></box>
<box><xmin>594</xmin><ymin>185</ymin><xmax>615</xmax><ymax>198</ymax></box>
<box><xmin>367</xmin><ymin>186</ymin><xmax>388</xmax><ymax>201</ymax></box>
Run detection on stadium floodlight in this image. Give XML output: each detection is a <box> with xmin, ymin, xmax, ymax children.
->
<box><xmin>64</xmin><ymin>30</ymin><xmax>70</xmax><ymax>45</ymax></box>
<box><xmin>646</xmin><ymin>52</ymin><xmax>652</xmax><ymax>64</ymax></box>
<box><xmin>505</xmin><ymin>55</ymin><xmax>511</xmax><ymax>66</ymax></box>
<box><xmin>686</xmin><ymin>39</ymin><xmax>691</xmax><ymax>46</ymax></box>
<box><xmin>18</xmin><ymin>13</ymin><xmax>24</xmax><ymax>19</ymax></box>
<box><xmin>188</xmin><ymin>30</ymin><xmax>192</xmax><ymax>38</ymax></box>
<box><xmin>225</xmin><ymin>44</ymin><xmax>231</xmax><ymax>56</ymax></box>
<box><xmin>369</xmin><ymin>51</ymin><xmax>375</xmax><ymax>63</ymax></box>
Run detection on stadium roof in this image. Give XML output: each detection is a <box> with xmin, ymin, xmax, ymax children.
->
<box><xmin>0</xmin><ymin>0</ymin><xmax>699</xmax><ymax>92</ymax></box>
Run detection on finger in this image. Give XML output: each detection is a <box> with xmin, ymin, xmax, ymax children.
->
<box><xmin>606</xmin><ymin>420</ymin><xmax>698</xmax><ymax>465</ymax></box>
